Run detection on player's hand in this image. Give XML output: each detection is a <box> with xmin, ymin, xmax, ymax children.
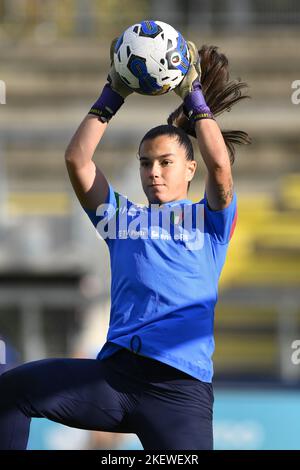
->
<box><xmin>173</xmin><ymin>41</ymin><xmax>201</xmax><ymax>101</ymax></box>
<box><xmin>107</xmin><ymin>37</ymin><xmax>134</xmax><ymax>100</ymax></box>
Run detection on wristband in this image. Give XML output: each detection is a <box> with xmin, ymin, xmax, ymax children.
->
<box><xmin>88</xmin><ymin>83</ymin><xmax>124</xmax><ymax>123</ymax></box>
<box><xmin>183</xmin><ymin>81</ymin><xmax>214</xmax><ymax>122</ymax></box>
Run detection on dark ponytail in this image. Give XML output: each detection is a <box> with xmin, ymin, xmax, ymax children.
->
<box><xmin>167</xmin><ymin>44</ymin><xmax>252</xmax><ymax>165</ymax></box>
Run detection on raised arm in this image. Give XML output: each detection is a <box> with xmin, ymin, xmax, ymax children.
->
<box><xmin>195</xmin><ymin>119</ymin><xmax>233</xmax><ymax>210</ymax></box>
<box><xmin>65</xmin><ymin>116</ymin><xmax>109</xmax><ymax>210</ymax></box>
<box><xmin>65</xmin><ymin>37</ymin><xmax>133</xmax><ymax>211</ymax></box>
<box><xmin>174</xmin><ymin>41</ymin><xmax>234</xmax><ymax>211</ymax></box>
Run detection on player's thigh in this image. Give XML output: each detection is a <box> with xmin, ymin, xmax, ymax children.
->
<box><xmin>0</xmin><ymin>357</ymin><xmax>125</xmax><ymax>431</ymax></box>
<box><xmin>135</xmin><ymin>380</ymin><xmax>214</xmax><ymax>450</ymax></box>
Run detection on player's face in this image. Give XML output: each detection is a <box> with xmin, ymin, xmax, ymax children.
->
<box><xmin>139</xmin><ymin>135</ymin><xmax>197</xmax><ymax>204</ymax></box>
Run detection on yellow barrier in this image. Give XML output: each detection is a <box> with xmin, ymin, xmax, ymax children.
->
<box><xmin>7</xmin><ymin>192</ymin><xmax>71</xmax><ymax>216</ymax></box>
<box><xmin>281</xmin><ymin>173</ymin><xmax>300</xmax><ymax>210</ymax></box>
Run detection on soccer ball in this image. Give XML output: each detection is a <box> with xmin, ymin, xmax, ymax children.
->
<box><xmin>113</xmin><ymin>20</ymin><xmax>190</xmax><ymax>96</ymax></box>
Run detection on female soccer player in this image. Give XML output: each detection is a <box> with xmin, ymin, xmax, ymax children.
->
<box><xmin>0</xmin><ymin>40</ymin><xmax>250</xmax><ymax>450</ymax></box>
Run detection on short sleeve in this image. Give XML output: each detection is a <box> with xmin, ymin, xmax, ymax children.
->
<box><xmin>83</xmin><ymin>183</ymin><xmax>118</xmax><ymax>228</ymax></box>
<box><xmin>201</xmin><ymin>191</ymin><xmax>237</xmax><ymax>244</ymax></box>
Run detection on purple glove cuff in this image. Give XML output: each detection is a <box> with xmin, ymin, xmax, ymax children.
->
<box><xmin>89</xmin><ymin>83</ymin><xmax>124</xmax><ymax>122</ymax></box>
<box><xmin>183</xmin><ymin>81</ymin><xmax>214</xmax><ymax>121</ymax></box>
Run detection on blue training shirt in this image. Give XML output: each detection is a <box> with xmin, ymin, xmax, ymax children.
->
<box><xmin>84</xmin><ymin>184</ymin><xmax>237</xmax><ymax>382</ymax></box>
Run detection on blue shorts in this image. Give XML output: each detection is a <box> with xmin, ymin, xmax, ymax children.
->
<box><xmin>0</xmin><ymin>348</ymin><xmax>213</xmax><ymax>450</ymax></box>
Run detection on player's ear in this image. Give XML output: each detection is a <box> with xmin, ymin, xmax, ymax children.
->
<box><xmin>186</xmin><ymin>160</ymin><xmax>197</xmax><ymax>181</ymax></box>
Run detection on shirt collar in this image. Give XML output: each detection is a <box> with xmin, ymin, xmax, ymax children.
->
<box><xmin>148</xmin><ymin>198</ymin><xmax>192</xmax><ymax>209</ymax></box>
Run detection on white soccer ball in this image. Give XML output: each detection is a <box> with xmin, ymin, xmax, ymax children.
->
<box><xmin>113</xmin><ymin>20</ymin><xmax>190</xmax><ymax>95</ymax></box>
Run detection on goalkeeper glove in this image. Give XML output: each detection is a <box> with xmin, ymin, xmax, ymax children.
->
<box><xmin>89</xmin><ymin>37</ymin><xmax>133</xmax><ymax>123</ymax></box>
<box><xmin>174</xmin><ymin>41</ymin><xmax>214</xmax><ymax>122</ymax></box>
